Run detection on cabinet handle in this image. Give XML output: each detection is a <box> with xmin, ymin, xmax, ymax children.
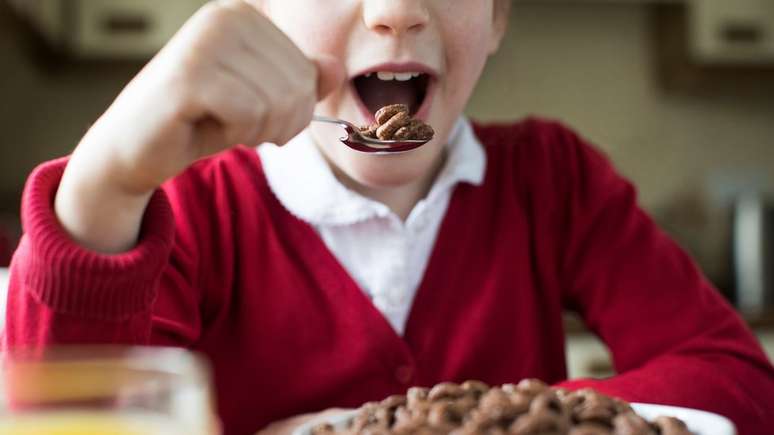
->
<box><xmin>101</xmin><ymin>14</ymin><xmax>151</xmax><ymax>35</ymax></box>
<box><xmin>720</xmin><ymin>22</ymin><xmax>765</xmax><ymax>45</ymax></box>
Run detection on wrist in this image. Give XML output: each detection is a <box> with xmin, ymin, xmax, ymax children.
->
<box><xmin>55</xmin><ymin>150</ymin><xmax>155</xmax><ymax>254</ymax></box>
<box><xmin>74</xmin><ymin>121</ymin><xmax>162</xmax><ymax>197</ymax></box>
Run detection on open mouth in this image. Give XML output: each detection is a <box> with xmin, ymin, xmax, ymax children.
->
<box><xmin>352</xmin><ymin>70</ymin><xmax>433</xmax><ymax>121</ymax></box>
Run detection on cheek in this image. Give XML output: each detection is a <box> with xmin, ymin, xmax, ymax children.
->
<box><xmin>265</xmin><ymin>0</ymin><xmax>353</xmax><ymax>55</ymax></box>
<box><xmin>435</xmin><ymin>17</ymin><xmax>493</xmax><ymax>123</ymax></box>
<box><xmin>445</xmin><ymin>15</ymin><xmax>493</xmax><ymax>84</ymax></box>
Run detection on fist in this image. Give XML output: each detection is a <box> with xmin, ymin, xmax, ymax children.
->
<box><xmin>79</xmin><ymin>0</ymin><xmax>342</xmax><ymax>194</ymax></box>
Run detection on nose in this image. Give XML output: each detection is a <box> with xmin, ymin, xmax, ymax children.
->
<box><xmin>363</xmin><ymin>0</ymin><xmax>429</xmax><ymax>36</ymax></box>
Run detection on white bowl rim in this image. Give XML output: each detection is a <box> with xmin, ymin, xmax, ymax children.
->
<box><xmin>292</xmin><ymin>403</ymin><xmax>736</xmax><ymax>435</ymax></box>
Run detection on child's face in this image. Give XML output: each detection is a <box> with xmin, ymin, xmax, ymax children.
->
<box><xmin>264</xmin><ymin>0</ymin><xmax>508</xmax><ymax>189</ymax></box>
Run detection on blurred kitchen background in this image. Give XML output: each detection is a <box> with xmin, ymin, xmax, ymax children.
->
<box><xmin>0</xmin><ymin>0</ymin><xmax>772</xmax><ymax>373</ymax></box>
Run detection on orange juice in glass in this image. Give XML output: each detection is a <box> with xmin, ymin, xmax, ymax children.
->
<box><xmin>0</xmin><ymin>347</ymin><xmax>217</xmax><ymax>435</ymax></box>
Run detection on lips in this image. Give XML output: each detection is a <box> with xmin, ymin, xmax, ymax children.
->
<box><xmin>350</xmin><ymin>63</ymin><xmax>437</xmax><ymax>123</ymax></box>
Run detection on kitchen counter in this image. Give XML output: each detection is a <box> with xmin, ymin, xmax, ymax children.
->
<box><xmin>564</xmin><ymin>310</ymin><xmax>774</xmax><ymax>378</ymax></box>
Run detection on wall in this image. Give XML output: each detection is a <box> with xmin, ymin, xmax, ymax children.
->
<box><xmin>0</xmin><ymin>5</ymin><xmax>141</xmax><ymax>213</ymax></box>
<box><xmin>1</xmin><ymin>3</ymin><xmax>773</xmax><ymax>284</ymax></box>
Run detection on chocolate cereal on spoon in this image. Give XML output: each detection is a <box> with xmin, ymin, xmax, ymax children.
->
<box><xmin>312</xmin><ymin>104</ymin><xmax>433</xmax><ymax>154</ymax></box>
<box><xmin>360</xmin><ymin>104</ymin><xmax>434</xmax><ymax>141</ymax></box>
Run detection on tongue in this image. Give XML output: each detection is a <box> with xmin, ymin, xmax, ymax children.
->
<box><xmin>355</xmin><ymin>76</ymin><xmax>419</xmax><ymax>115</ymax></box>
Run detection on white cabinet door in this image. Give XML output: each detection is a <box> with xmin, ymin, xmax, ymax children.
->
<box><xmin>689</xmin><ymin>0</ymin><xmax>774</xmax><ymax>64</ymax></box>
<box><xmin>74</xmin><ymin>0</ymin><xmax>208</xmax><ymax>58</ymax></box>
<box><xmin>8</xmin><ymin>0</ymin><xmax>210</xmax><ymax>59</ymax></box>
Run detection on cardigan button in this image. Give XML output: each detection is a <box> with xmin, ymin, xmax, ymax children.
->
<box><xmin>394</xmin><ymin>365</ymin><xmax>414</xmax><ymax>385</ymax></box>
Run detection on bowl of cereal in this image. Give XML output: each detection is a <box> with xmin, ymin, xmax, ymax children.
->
<box><xmin>293</xmin><ymin>379</ymin><xmax>736</xmax><ymax>435</ymax></box>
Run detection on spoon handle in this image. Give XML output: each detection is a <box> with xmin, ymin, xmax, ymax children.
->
<box><xmin>312</xmin><ymin>115</ymin><xmax>358</xmax><ymax>132</ymax></box>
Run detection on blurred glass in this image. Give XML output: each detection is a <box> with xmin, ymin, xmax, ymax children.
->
<box><xmin>0</xmin><ymin>346</ymin><xmax>217</xmax><ymax>435</ymax></box>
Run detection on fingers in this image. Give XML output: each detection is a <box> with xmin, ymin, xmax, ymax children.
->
<box><xmin>216</xmin><ymin>0</ymin><xmax>345</xmax><ymax>128</ymax></box>
<box><xmin>190</xmin><ymin>67</ymin><xmax>267</xmax><ymax>153</ymax></box>
<box><xmin>204</xmin><ymin>50</ymin><xmax>315</xmax><ymax>147</ymax></box>
<box><xmin>185</xmin><ymin>0</ymin><xmax>340</xmax><ymax>148</ymax></box>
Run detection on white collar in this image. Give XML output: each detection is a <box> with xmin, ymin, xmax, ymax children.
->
<box><xmin>257</xmin><ymin>116</ymin><xmax>486</xmax><ymax>226</ymax></box>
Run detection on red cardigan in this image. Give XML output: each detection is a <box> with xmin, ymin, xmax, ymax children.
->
<box><xmin>4</xmin><ymin>119</ymin><xmax>773</xmax><ymax>435</ymax></box>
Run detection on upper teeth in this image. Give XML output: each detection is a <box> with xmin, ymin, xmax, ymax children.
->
<box><xmin>371</xmin><ymin>71</ymin><xmax>422</xmax><ymax>81</ymax></box>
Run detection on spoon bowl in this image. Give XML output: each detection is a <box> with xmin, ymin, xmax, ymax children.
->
<box><xmin>312</xmin><ymin>116</ymin><xmax>430</xmax><ymax>154</ymax></box>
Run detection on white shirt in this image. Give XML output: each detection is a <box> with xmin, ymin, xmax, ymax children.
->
<box><xmin>258</xmin><ymin>117</ymin><xmax>486</xmax><ymax>335</ymax></box>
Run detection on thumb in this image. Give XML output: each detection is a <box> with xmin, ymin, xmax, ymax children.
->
<box><xmin>311</xmin><ymin>54</ymin><xmax>345</xmax><ymax>101</ymax></box>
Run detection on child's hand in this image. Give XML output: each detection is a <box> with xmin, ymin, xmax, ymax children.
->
<box><xmin>77</xmin><ymin>0</ymin><xmax>339</xmax><ymax>196</ymax></box>
<box><xmin>54</xmin><ymin>0</ymin><xmax>343</xmax><ymax>253</ymax></box>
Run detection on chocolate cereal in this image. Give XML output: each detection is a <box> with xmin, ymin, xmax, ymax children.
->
<box><xmin>360</xmin><ymin>104</ymin><xmax>435</xmax><ymax>141</ymax></box>
<box><xmin>311</xmin><ymin>380</ymin><xmax>692</xmax><ymax>435</ymax></box>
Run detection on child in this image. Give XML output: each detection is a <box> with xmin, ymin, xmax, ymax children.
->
<box><xmin>4</xmin><ymin>1</ymin><xmax>773</xmax><ymax>434</ymax></box>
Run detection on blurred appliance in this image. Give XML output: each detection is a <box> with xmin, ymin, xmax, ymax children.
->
<box><xmin>733</xmin><ymin>193</ymin><xmax>774</xmax><ymax>316</ymax></box>
<box><xmin>7</xmin><ymin>0</ymin><xmax>207</xmax><ymax>59</ymax></box>
<box><xmin>688</xmin><ymin>0</ymin><xmax>774</xmax><ymax>64</ymax></box>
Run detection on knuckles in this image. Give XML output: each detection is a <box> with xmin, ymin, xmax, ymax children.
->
<box><xmin>151</xmin><ymin>0</ymin><xmax>321</xmax><ymax>147</ymax></box>
<box><xmin>198</xmin><ymin>1</ymin><xmax>237</xmax><ymax>26</ymax></box>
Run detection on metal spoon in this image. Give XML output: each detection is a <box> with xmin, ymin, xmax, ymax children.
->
<box><xmin>312</xmin><ymin>115</ymin><xmax>430</xmax><ymax>154</ymax></box>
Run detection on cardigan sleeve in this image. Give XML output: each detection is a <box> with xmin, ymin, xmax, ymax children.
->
<box><xmin>549</xmin><ymin>126</ymin><xmax>774</xmax><ymax>435</ymax></box>
<box><xmin>2</xmin><ymin>158</ymin><xmax>205</xmax><ymax>348</ymax></box>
